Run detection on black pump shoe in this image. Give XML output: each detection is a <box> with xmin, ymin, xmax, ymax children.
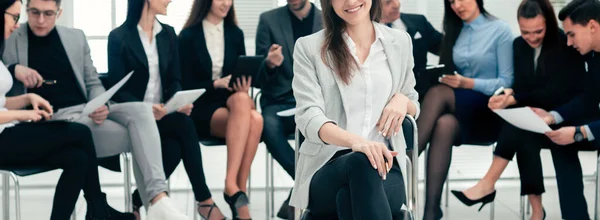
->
<box><xmin>451</xmin><ymin>190</ymin><xmax>496</xmax><ymax>211</ymax></box>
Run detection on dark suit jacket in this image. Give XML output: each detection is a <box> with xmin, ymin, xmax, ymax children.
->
<box><xmin>398</xmin><ymin>13</ymin><xmax>442</xmax><ymax>99</ymax></box>
<box><xmin>179</xmin><ymin>21</ymin><xmax>246</xmax><ymax>103</ymax></box>
<box><xmin>400</xmin><ymin>13</ymin><xmax>442</xmax><ymax>73</ymax></box>
<box><xmin>511</xmin><ymin>32</ymin><xmax>585</xmax><ymax>110</ymax></box>
<box><xmin>255</xmin><ymin>5</ymin><xmax>322</xmax><ymax>104</ymax></box>
<box><xmin>555</xmin><ymin>51</ymin><xmax>600</xmax><ymax>146</ymax></box>
<box><xmin>106</xmin><ymin>21</ymin><xmax>182</xmax><ymax>103</ymax></box>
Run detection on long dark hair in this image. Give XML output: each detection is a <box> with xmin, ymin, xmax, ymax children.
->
<box><xmin>124</xmin><ymin>0</ymin><xmax>149</xmax><ymax>28</ymax></box>
<box><xmin>517</xmin><ymin>0</ymin><xmax>559</xmax><ymax>47</ymax></box>
<box><xmin>0</xmin><ymin>0</ymin><xmax>20</xmax><ymax>56</ymax></box>
<box><xmin>320</xmin><ymin>0</ymin><xmax>381</xmax><ymax>84</ymax></box>
<box><xmin>439</xmin><ymin>0</ymin><xmax>491</xmax><ymax>70</ymax></box>
<box><xmin>183</xmin><ymin>0</ymin><xmax>237</xmax><ymax>29</ymax></box>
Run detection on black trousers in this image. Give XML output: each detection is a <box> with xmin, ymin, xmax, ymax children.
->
<box><xmin>307</xmin><ymin>152</ymin><xmax>406</xmax><ymax>220</ymax></box>
<box><xmin>494</xmin><ymin>123</ymin><xmax>594</xmax><ymax>220</ymax></box>
<box><xmin>0</xmin><ymin>121</ymin><xmax>102</xmax><ymax>220</ymax></box>
<box><xmin>133</xmin><ymin>113</ymin><xmax>211</xmax><ymax>206</ymax></box>
<box><xmin>260</xmin><ymin>97</ymin><xmax>296</xmax><ymax>178</ymax></box>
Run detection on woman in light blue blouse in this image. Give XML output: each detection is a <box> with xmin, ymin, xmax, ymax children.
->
<box><xmin>416</xmin><ymin>0</ymin><xmax>514</xmax><ymax>219</ymax></box>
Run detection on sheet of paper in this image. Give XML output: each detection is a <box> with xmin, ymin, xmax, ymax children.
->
<box><xmin>81</xmin><ymin>71</ymin><xmax>133</xmax><ymax>116</ymax></box>
<box><xmin>493</xmin><ymin>107</ymin><xmax>552</xmax><ymax>134</ymax></box>
<box><xmin>164</xmin><ymin>89</ymin><xmax>206</xmax><ymax>114</ymax></box>
<box><xmin>276</xmin><ymin>108</ymin><xmax>296</xmax><ymax>117</ymax></box>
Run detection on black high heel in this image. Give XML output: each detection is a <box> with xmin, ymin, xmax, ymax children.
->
<box><xmin>451</xmin><ymin>190</ymin><xmax>496</xmax><ymax>211</ymax></box>
<box><xmin>223</xmin><ymin>191</ymin><xmax>252</xmax><ymax>220</ymax></box>
<box><xmin>197</xmin><ymin>202</ymin><xmax>228</xmax><ymax>220</ymax></box>
<box><xmin>543</xmin><ymin>208</ymin><xmax>546</xmax><ymax>220</ymax></box>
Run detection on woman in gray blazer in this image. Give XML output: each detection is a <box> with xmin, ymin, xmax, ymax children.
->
<box><xmin>289</xmin><ymin>0</ymin><xmax>420</xmax><ymax>218</ymax></box>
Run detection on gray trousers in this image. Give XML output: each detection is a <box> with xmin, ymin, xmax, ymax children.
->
<box><xmin>53</xmin><ymin>102</ymin><xmax>167</xmax><ymax>208</ymax></box>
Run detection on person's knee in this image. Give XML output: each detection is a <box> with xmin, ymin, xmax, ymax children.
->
<box><xmin>250</xmin><ymin>111</ymin><xmax>264</xmax><ymax>129</ymax></box>
<box><xmin>227</xmin><ymin>92</ymin><xmax>253</xmax><ymax>109</ymax></box>
<box><xmin>435</xmin><ymin>114</ymin><xmax>458</xmax><ymax>130</ymax></box>
<box><xmin>345</xmin><ymin>153</ymin><xmax>379</xmax><ymax>177</ymax></box>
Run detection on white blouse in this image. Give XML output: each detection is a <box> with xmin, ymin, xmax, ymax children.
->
<box><xmin>137</xmin><ymin>19</ymin><xmax>163</xmax><ymax>104</ymax></box>
<box><xmin>343</xmin><ymin>24</ymin><xmax>393</xmax><ymax>146</ymax></box>
<box><xmin>0</xmin><ymin>60</ymin><xmax>14</xmax><ymax>134</ymax></box>
<box><xmin>203</xmin><ymin>19</ymin><xmax>225</xmax><ymax>81</ymax></box>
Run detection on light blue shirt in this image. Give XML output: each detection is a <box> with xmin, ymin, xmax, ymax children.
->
<box><xmin>453</xmin><ymin>15</ymin><xmax>514</xmax><ymax>95</ymax></box>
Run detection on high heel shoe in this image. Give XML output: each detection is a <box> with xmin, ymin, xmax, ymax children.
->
<box><xmin>223</xmin><ymin>192</ymin><xmax>252</xmax><ymax>220</ymax></box>
<box><xmin>451</xmin><ymin>190</ymin><xmax>496</xmax><ymax>211</ymax></box>
<box><xmin>197</xmin><ymin>202</ymin><xmax>228</xmax><ymax>220</ymax></box>
<box><xmin>543</xmin><ymin>208</ymin><xmax>546</xmax><ymax>220</ymax></box>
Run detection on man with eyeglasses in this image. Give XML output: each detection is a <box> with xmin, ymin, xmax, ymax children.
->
<box><xmin>3</xmin><ymin>0</ymin><xmax>189</xmax><ymax>219</ymax></box>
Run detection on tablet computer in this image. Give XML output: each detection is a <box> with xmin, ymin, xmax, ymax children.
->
<box><xmin>425</xmin><ymin>64</ymin><xmax>452</xmax><ymax>78</ymax></box>
<box><xmin>229</xmin><ymin>55</ymin><xmax>265</xmax><ymax>88</ymax></box>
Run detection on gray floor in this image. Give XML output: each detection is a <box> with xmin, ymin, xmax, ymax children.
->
<box><xmin>1</xmin><ymin>179</ymin><xmax>597</xmax><ymax>220</ymax></box>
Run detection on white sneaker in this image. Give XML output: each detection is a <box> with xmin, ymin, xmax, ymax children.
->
<box><xmin>146</xmin><ymin>197</ymin><xmax>189</xmax><ymax>220</ymax></box>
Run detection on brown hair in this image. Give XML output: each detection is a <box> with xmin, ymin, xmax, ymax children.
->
<box><xmin>183</xmin><ymin>0</ymin><xmax>237</xmax><ymax>29</ymax></box>
<box><xmin>320</xmin><ymin>0</ymin><xmax>381</xmax><ymax>84</ymax></box>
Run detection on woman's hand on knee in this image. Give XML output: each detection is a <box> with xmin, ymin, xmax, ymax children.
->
<box><xmin>350</xmin><ymin>139</ymin><xmax>398</xmax><ymax>180</ymax></box>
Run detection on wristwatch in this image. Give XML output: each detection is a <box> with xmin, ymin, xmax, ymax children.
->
<box><xmin>574</xmin><ymin>127</ymin><xmax>585</xmax><ymax>142</ymax></box>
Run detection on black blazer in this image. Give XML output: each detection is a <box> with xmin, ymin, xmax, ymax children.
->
<box><xmin>106</xmin><ymin>21</ymin><xmax>182</xmax><ymax>103</ymax></box>
<box><xmin>400</xmin><ymin>13</ymin><xmax>442</xmax><ymax>73</ymax></box>
<box><xmin>555</xmin><ymin>51</ymin><xmax>600</xmax><ymax>146</ymax></box>
<box><xmin>511</xmin><ymin>32</ymin><xmax>585</xmax><ymax>110</ymax></box>
<box><xmin>179</xmin><ymin>21</ymin><xmax>246</xmax><ymax>102</ymax></box>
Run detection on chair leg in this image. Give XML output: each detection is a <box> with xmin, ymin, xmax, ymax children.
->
<box><xmin>490</xmin><ymin>200</ymin><xmax>494</xmax><ymax>220</ymax></box>
<box><xmin>8</xmin><ymin>173</ymin><xmax>19</xmax><ymax>220</ymax></box>
<box><xmin>526</xmin><ymin>197</ymin><xmax>530</xmax><ymax>215</ymax></box>
<box><xmin>595</xmin><ymin>154</ymin><xmax>600</xmax><ymax>220</ymax></box>
<box><xmin>445</xmin><ymin>177</ymin><xmax>449</xmax><ymax>207</ymax></box>
<box><xmin>3</xmin><ymin>173</ymin><xmax>9</xmax><ymax>220</ymax></box>
<box><xmin>265</xmin><ymin>151</ymin><xmax>270</xmax><ymax>219</ymax></box>
<box><xmin>270</xmin><ymin>157</ymin><xmax>275</xmax><ymax>218</ymax></box>
<box><xmin>122</xmin><ymin>153</ymin><xmax>132</xmax><ymax>212</ymax></box>
<box><xmin>520</xmin><ymin>196</ymin><xmax>526</xmax><ymax>220</ymax></box>
<box><xmin>405</xmin><ymin>155</ymin><xmax>413</xmax><ymax>216</ymax></box>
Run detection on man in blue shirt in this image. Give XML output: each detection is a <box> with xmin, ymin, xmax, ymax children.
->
<box><xmin>532</xmin><ymin>0</ymin><xmax>600</xmax><ymax>218</ymax></box>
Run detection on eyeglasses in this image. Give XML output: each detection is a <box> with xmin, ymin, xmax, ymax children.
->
<box><xmin>26</xmin><ymin>8</ymin><xmax>59</xmax><ymax>18</ymax></box>
<box><xmin>4</xmin><ymin>12</ymin><xmax>19</xmax><ymax>23</ymax></box>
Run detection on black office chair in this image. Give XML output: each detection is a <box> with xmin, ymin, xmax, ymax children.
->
<box><xmin>293</xmin><ymin>115</ymin><xmax>419</xmax><ymax>220</ymax></box>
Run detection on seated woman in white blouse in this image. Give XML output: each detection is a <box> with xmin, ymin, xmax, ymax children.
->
<box><xmin>289</xmin><ymin>0</ymin><xmax>420</xmax><ymax>218</ymax></box>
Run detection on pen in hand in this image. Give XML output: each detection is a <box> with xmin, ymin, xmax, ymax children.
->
<box><xmin>43</xmin><ymin>80</ymin><xmax>57</xmax><ymax>85</ymax></box>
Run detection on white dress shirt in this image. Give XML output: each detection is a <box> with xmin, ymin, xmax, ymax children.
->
<box><xmin>137</xmin><ymin>19</ymin><xmax>163</xmax><ymax>104</ymax></box>
<box><xmin>392</xmin><ymin>18</ymin><xmax>407</xmax><ymax>31</ymax></box>
<box><xmin>0</xmin><ymin>60</ymin><xmax>15</xmax><ymax>134</ymax></box>
<box><xmin>203</xmin><ymin>19</ymin><xmax>225</xmax><ymax>81</ymax></box>
<box><xmin>343</xmin><ymin>24</ymin><xmax>393</xmax><ymax>146</ymax></box>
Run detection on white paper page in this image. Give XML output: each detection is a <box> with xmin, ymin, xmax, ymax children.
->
<box><xmin>81</xmin><ymin>71</ymin><xmax>133</xmax><ymax>117</ymax></box>
<box><xmin>164</xmin><ymin>89</ymin><xmax>206</xmax><ymax>114</ymax></box>
<box><xmin>493</xmin><ymin>107</ymin><xmax>552</xmax><ymax>134</ymax></box>
<box><xmin>276</xmin><ymin>108</ymin><xmax>296</xmax><ymax>117</ymax></box>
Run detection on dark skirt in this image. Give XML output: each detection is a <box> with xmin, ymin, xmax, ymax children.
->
<box><xmin>454</xmin><ymin>89</ymin><xmax>502</xmax><ymax>145</ymax></box>
<box><xmin>191</xmin><ymin>90</ymin><xmax>231</xmax><ymax>137</ymax></box>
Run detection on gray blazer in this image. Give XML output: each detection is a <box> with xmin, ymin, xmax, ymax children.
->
<box><xmin>290</xmin><ymin>23</ymin><xmax>421</xmax><ymax>209</ymax></box>
<box><xmin>255</xmin><ymin>5</ymin><xmax>322</xmax><ymax>102</ymax></box>
<box><xmin>4</xmin><ymin>25</ymin><xmax>106</xmax><ymax>100</ymax></box>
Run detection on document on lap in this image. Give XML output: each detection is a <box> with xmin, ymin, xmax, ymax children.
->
<box><xmin>163</xmin><ymin>89</ymin><xmax>206</xmax><ymax>114</ymax></box>
<box><xmin>493</xmin><ymin>107</ymin><xmax>552</xmax><ymax>134</ymax></box>
<box><xmin>276</xmin><ymin>108</ymin><xmax>296</xmax><ymax>117</ymax></box>
<box><xmin>81</xmin><ymin>71</ymin><xmax>134</xmax><ymax>117</ymax></box>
